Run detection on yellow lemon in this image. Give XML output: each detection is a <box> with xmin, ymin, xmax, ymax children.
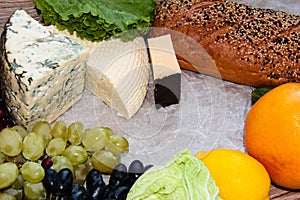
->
<box><xmin>196</xmin><ymin>148</ymin><xmax>270</xmax><ymax>200</ymax></box>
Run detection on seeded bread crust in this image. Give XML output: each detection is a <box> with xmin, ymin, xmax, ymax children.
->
<box><xmin>150</xmin><ymin>0</ymin><xmax>300</xmax><ymax>87</ymax></box>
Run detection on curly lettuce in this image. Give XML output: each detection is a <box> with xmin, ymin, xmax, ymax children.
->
<box><xmin>251</xmin><ymin>87</ymin><xmax>273</xmax><ymax>105</ymax></box>
<box><xmin>33</xmin><ymin>0</ymin><xmax>157</xmax><ymax>41</ymax></box>
<box><xmin>127</xmin><ymin>150</ymin><xmax>221</xmax><ymax>200</ymax></box>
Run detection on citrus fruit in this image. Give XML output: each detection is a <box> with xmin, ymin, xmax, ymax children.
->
<box><xmin>195</xmin><ymin>148</ymin><xmax>270</xmax><ymax>200</ymax></box>
<box><xmin>245</xmin><ymin>83</ymin><xmax>300</xmax><ymax>189</ymax></box>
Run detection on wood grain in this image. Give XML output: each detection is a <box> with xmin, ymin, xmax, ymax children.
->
<box><xmin>0</xmin><ymin>0</ymin><xmax>300</xmax><ymax>199</ymax></box>
<box><xmin>0</xmin><ymin>0</ymin><xmax>42</xmax><ymax>34</ymax></box>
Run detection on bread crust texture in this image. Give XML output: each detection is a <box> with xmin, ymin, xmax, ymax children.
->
<box><xmin>150</xmin><ymin>0</ymin><xmax>300</xmax><ymax>87</ymax></box>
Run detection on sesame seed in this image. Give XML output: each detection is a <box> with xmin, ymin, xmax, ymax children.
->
<box><xmin>154</xmin><ymin>0</ymin><xmax>300</xmax><ymax>82</ymax></box>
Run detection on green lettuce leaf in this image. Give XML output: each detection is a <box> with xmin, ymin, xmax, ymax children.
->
<box><xmin>126</xmin><ymin>150</ymin><xmax>221</xmax><ymax>200</ymax></box>
<box><xmin>251</xmin><ymin>87</ymin><xmax>273</xmax><ymax>105</ymax></box>
<box><xmin>34</xmin><ymin>0</ymin><xmax>157</xmax><ymax>41</ymax></box>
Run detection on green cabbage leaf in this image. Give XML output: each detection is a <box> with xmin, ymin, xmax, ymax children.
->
<box><xmin>126</xmin><ymin>150</ymin><xmax>221</xmax><ymax>200</ymax></box>
<box><xmin>33</xmin><ymin>0</ymin><xmax>157</xmax><ymax>41</ymax></box>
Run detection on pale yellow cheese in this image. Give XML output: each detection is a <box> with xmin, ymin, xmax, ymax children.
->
<box><xmin>147</xmin><ymin>34</ymin><xmax>181</xmax><ymax>80</ymax></box>
<box><xmin>86</xmin><ymin>37</ymin><xmax>150</xmax><ymax>119</ymax></box>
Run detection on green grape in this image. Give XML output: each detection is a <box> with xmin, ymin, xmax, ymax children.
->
<box><xmin>45</xmin><ymin>138</ymin><xmax>66</xmax><ymax>157</ymax></box>
<box><xmin>0</xmin><ymin>128</ymin><xmax>23</xmax><ymax>157</ymax></box>
<box><xmin>51</xmin><ymin>121</ymin><xmax>67</xmax><ymax>139</ymax></box>
<box><xmin>74</xmin><ymin>160</ymin><xmax>93</xmax><ymax>184</ymax></box>
<box><xmin>105</xmin><ymin>135</ymin><xmax>129</xmax><ymax>155</ymax></box>
<box><xmin>24</xmin><ymin>181</ymin><xmax>47</xmax><ymax>200</ymax></box>
<box><xmin>2</xmin><ymin>187</ymin><xmax>23</xmax><ymax>200</ymax></box>
<box><xmin>67</xmin><ymin>122</ymin><xmax>84</xmax><ymax>145</ymax></box>
<box><xmin>0</xmin><ymin>192</ymin><xmax>16</xmax><ymax>200</ymax></box>
<box><xmin>11</xmin><ymin>174</ymin><xmax>25</xmax><ymax>190</ymax></box>
<box><xmin>11</xmin><ymin>125</ymin><xmax>28</xmax><ymax>139</ymax></box>
<box><xmin>31</xmin><ymin>121</ymin><xmax>52</xmax><ymax>147</ymax></box>
<box><xmin>22</xmin><ymin>132</ymin><xmax>44</xmax><ymax>161</ymax></box>
<box><xmin>51</xmin><ymin>156</ymin><xmax>74</xmax><ymax>175</ymax></box>
<box><xmin>62</xmin><ymin>145</ymin><xmax>88</xmax><ymax>165</ymax></box>
<box><xmin>91</xmin><ymin>149</ymin><xmax>120</xmax><ymax>174</ymax></box>
<box><xmin>82</xmin><ymin>127</ymin><xmax>110</xmax><ymax>151</ymax></box>
<box><xmin>101</xmin><ymin>127</ymin><xmax>114</xmax><ymax>135</ymax></box>
<box><xmin>0</xmin><ymin>162</ymin><xmax>19</xmax><ymax>189</ymax></box>
<box><xmin>20</xmin><ymin>161</ymin><xmax>45</xmax><ymax>183</ymax></box>
<box><xmin>0</xmin><ymin>152</ymin><xmax>6</xmax><ymax>164</ymax></box>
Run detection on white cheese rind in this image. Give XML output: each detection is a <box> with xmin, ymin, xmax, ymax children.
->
<box><xmin>1</xmin><ymin>10</ymin><xmax>88</xmax><ymax>129</ymax></box>
<box><xmin>86</xmin><ymin>37</ymin><xmax>150</xmax><ymax>119</ymax></box>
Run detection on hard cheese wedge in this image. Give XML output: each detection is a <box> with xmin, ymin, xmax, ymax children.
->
<box><xmin>86</xmin><ymin>37</ymin><xmax>150</xmax><ymax>119</ymax></box>
<box><xmin>147</xmin><ymin>34</ymin><xmax>181</xmax><ymax>109</ymax></box>
<box><xmin>0</xmin><ymin>9</ymin><xmax>88</xmax><ymax>129</ymax></box>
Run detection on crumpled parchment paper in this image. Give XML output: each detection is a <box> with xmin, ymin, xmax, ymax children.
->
<box><xmin>56</xmin><ymin>0</ymin><xmax>299</xmax><ymax>167</ymax></box>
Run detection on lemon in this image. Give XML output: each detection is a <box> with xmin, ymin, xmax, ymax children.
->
<box><xmin>196</xmin><ymin>148</ymin><xmax>270</xmax><ymax>200</ymax></box>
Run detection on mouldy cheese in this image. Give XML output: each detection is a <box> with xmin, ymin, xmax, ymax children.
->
<box><xmin>0</xmin><ymin>9</ymin><xmax>88</xmax><ymax>129</ymax></box>
<box><xmin>147</xmin><ymin>34</ymin><xmax>181</xmax><ymax>109</ymax></box>
<box><xmin>86</xmin><ymin>37</ymin><xmax>150</xmax><ymax>119</ymax></box>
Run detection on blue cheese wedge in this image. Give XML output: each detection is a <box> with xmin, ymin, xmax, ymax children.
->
<box><xmin>147</xmin><ymin>34</ymin><xmax>181</xmax><ymax>109</ymax></box>
<box><xmin>86</xmin><ymin>37</ymin><xmax>150</xmax><ymax>119</ymax></box>
<box><xmin>0</xmin><ymin>9</ymin><xmax>88</xmax><ymax>129</ymax></box>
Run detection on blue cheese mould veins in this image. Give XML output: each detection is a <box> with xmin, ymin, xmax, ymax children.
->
<box><xmin>0</xmin><ymin>9</ymin><xmax>88</xmax><ymax>129</ymax></box>
<box><xmin>10</xmin><ymin>59</ymin><xmax>29</xmax><ymax>93</ymax></box>
<box><xmin>2</xmin><ymin>11</ymin><xmax>85</xmax><ymax>96</ymax></box>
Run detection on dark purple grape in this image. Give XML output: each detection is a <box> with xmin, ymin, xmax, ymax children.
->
<box><xmin>0</xmin><ymin>98</ymin><xmax>14</xmax><ymax>130</ymax></box>
<box><xmin>88</xmin><ymin>180</ymin><xmax>106</xmax><ymax>200</ymax></box>
<box><xmin>57</xmin><ymin>195</ymin><xmax>72</xmax><ymax>200</ymax></box>
<box><xmin>109</xmin><ymin>163</ymin><xmax>128</xmax><ymax>189</ymax></box>
<box><xmin>41</xmin><ymin>157</ymin><xmax>53</xmax><ymax>169</ymax></box>
<box><xmin>42</xmin><ymin>168</ymin><xmax>58</xmax><ymax>193</ymax></box>
<box><xmin>100</xmin><ymin>185</ymin><xmax>115</xmax><ymax>200</ymax></box>
<box><xmin>128</xmin><ymin>160</ymin><xmax>144</xmax><ymax>174</ymax></box>
<box><xmin>0</xmin><ymin>118</ymin><xmax>8</xmax><ymax>130</ymax></box>
<box><xmin>0</xmin><ymin>117</ymin><xmax>14</xmax><ymax>130</ymax></box>
<box><xmin>105</xmin><ymin>192</ymin><xmax>116</xmax><ymax>200</ymax></box>
<box><xmin>53</xmin><ymin>168</ymin><xmax>73</xmax><ymax>196</ymax></box>
<box><xmin>8</xmin><ymin>121</ymin><xmax>14</xmax><ymax>127</ymax></box>
<box><xmin>71</xmin><ymin>184</ymin><xmax>90</xmax><ymax>200</ymax></box>
<box><xmin>85</xmin><ymin>169</ymin><xmax>105</xmax><ymax>189</ymax></box>
<box><xmin>0</xmin><ymin>103</ymin><xmax>7</xmax><ymax>117</ymax></box>
<box><xmin>128</xmin><ymin>160</ymin><xmax>144</xmax><ymax>187</ymax></box>
<box><xmin>144</xmin><ymin>164</ymin><xmax>154</xmax><ymax>172</ymax></box>
<box><xmin>112</xmin><ymin>163</ymin><xmax>127</xmax><ymax>174</ymax></box>
<box><xmin>113</xmin><ymin>186</ymin><xmax>130</xmax><ymax>200</ymax></box>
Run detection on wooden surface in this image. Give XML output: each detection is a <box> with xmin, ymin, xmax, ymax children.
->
<box><xmin>1</xmin><ymin>0</ymin><xmax>300</xmax><ymax>199</ymax></box>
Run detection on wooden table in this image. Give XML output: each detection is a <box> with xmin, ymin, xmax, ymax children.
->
<box><xmin>1</xmin><ymin>0</ymin><xmax>300</xmax><ymax>199</ymax></box>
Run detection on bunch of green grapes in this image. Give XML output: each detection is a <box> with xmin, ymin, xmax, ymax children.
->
<box><xmin>0</xmin><ymin>120</ymin><xmax>129</xmax><ymax>199</ymax></box>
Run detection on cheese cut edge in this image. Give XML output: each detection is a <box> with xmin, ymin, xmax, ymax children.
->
<box><xmin>86</xmin><ymin>37</ymin><xmax>150</xmax><ymax>119</ymax></box>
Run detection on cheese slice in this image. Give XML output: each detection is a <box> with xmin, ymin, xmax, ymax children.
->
<box><xmin>1</xmin><ymin>9</ymin><xmax>88</xmax><ymax>129</ymax></box>
<box><xmin>86</xmin><ymin>37</ymin><xmax>150</xmax><ymax>119</ymax></box>
<box><xmin>147</xmin><ymin>34</ymin><xmax>181</xmax><ymax>109</ymax></box>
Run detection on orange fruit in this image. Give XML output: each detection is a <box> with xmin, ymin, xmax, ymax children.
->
<box><xmin>245</xmin><ymin>82</ymin><xmax>300</xmax><ymax>189</ymax></box>
<box><xmin>195</xmin><ymin>148</ymin><xmax>270</xmax><ymax>200</ymax></box>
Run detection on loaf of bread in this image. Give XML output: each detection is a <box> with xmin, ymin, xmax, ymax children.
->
<box><xmin>150</xmin><ymin>0</ymin><xmax>300</xmax><ymax>87</ymax></box>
